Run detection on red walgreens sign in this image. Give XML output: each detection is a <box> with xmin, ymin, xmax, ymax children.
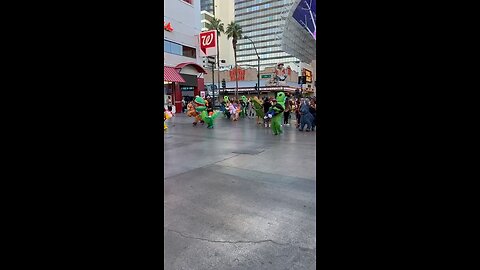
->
<box><xmin>199</xmin><ymin>30</ymin><xmax>217</xmax><ymax>56</ymax></box>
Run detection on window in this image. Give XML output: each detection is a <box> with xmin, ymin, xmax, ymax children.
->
<box><xmin>164</xmin><ymin>40</ymin><xmax>196</xmax><ymax>59</ymax></box>
<box><xmin>164</xmin><ymin>40</ymin><xmax>171</xmax><ymax>52</ymax></box>
<box><xmin>182</xmin><ymin>46</ymin><xmax>196</xmax><ymax>58</ymax></box>
<box><xmin>170</xmin><ymin>42</ymin><xmax>182</xmax><ymax>55</ymax></box>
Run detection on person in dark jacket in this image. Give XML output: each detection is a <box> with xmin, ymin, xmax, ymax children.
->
<box><xmin>263</xmin><ymin>97</ymin><xmax>272</xmax><ymax>128</ymax></box>
<box><xmin>295</xmin><ymin>99</ymin><xmax>301</xmax><ymax>128</ymax></box>
<box><xmin>283</xmin><ymin>100</ymin><xmax>291</xmax><ymax>125</ymax></box>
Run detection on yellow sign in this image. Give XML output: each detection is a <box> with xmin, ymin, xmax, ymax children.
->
<box><xmin>304</xmin><ymin>69</ymin><xmax>312</xmax><ymax>83</ymax></box>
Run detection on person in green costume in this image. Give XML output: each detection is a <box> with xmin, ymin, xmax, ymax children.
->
<box><xmin>251</xmin><ymin>96</ymin><xmax>264</xmax><ymax>125</ymax></box>
<box><xmin>270</xmin><ymin>92</ymin><xmax>286</xmax><ymax>135</ymax></box>
<box><xmin>240</xmin><ymin>95</ymin><xmax>247</xmax><ymax>118</ymax></box>
<box><xmin>194</xmin><ymin>96</ymin><xmax>221</xmax><ymax>129</ymax></box>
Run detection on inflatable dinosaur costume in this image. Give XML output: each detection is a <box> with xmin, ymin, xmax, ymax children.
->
<box><xmin>187</xmin><ymin>101</ymin><xmax>203</xmax><ymax>126</ymax></box>
<box><xmin>194</xmin><ymin>96</ymin><xmax>220</xmax><ymax>129</ymax></box>
<box><xmin>252</xmin><ymin>96</ymin><xmax>264</xmax><ymax>124</ymax></box>
<box><xmin>271</xmin><ymin>92</ymin><xmax>285</xmax><ymax>135</ymax></box>
<box><xmin>164</xmin><ymin>110</ymin><xmax>172</xmax><ymax>131</ymax></box>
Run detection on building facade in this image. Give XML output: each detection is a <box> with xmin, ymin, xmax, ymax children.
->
<box><xmin>201</xmin><ymin>0</ymin><xmax>214</xmax><ymax>13</ymax></box>
<box><xmin>234</xmin><ymin>0</ymin><xmax>300</xmax><ymax>71</ymax></box>
<box><xmin>282</xmin><ymin>0</ymin><xmax>316</xmax><ymax>94</ymax></box>
<box><xmin>164</xmin><ymin>0</ymin><xmax>207</xmax><ymax>113</ymax></box>
<box><xmin>203</xmin><ymin>64</ymin><xmax>315</xmax><ymax>99</ymax></box>
<box><xmin>200</xmin><ymin>0</ymin><xmax>235</xmax><ymax>68</ymax></box>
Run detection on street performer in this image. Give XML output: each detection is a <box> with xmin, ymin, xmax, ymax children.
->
<box><xmin>186</xmin><ymin>100</ymin><xmax>204</xmax><ymax>126</ymax></box>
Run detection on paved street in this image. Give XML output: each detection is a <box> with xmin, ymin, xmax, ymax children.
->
<box><xmin>164</xmin><ymin>113</ymin><xmax>316</xmax><ymax>270</ymax></box>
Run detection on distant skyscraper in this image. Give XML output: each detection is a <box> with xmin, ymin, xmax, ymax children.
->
<box><xmin>201</xmin><ymin>0</ymin><xmax>214</xmax><ymax>14</ymax></box>
<box><xmin>235</xmin><ymin>0</ymin><xmax>300</xmax><ymax>70</ymax></box>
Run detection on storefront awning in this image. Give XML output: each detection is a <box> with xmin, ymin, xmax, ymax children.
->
<box><xmin>175</xmin><ymin>62</ymin><xmax>207</xmax><ymax>74</ymax></box>
<box><xmin>164</xmin><ymin>66</ymin><xmax>186</xmax><ymax>83</ymax></box>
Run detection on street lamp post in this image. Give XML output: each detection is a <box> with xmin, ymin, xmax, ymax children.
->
<box><xmin>207</xmin><ymin>56</ymin><xmax>216</xmax><ymax>106</ymax></box>
<box><xmin>212</xmin><ymin>61</ymin><xmax>215</xmax><ymax>107</ymax></box>
<box><xmin>244</xmin><ymin>36</ymin><xmax>260</xmax><ymax>98</ymax></box>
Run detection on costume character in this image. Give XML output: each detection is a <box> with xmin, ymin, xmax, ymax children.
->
<box><xmin>164</xmin><ymin>109</ymin><xmax>173</xmax><ymax>130</ymax></box>
<box><xmin>299</xmin><ymin>101</ymin><xmax>314</xmax><ymax>132</ymax></box>
<box><xmin>252</xmin><ymin>96</ymin><xmax>264</xmax><ymax>125</ymax></box>
<box><xmin>187</xmin><ymin>100</ymin><xmax>204</xmax><ymax>126</ymax></box>
<box><xmin>194</xmin><ymin>96</ymin><xmax>220</xmax><ymax>129</ymax></box>
<box><xmin>271</xmin><ymin>92</ymin><xmax>286</xmax><ymax>135</ymax></box>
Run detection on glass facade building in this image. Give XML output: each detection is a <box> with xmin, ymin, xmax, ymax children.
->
<box><xmin>201</xmin><ymin>0</ymin><xmax>214</xmax><ymax>14</ymax></box>
<box><xmin>234</xmin><ymin>0</ymin><xmax>299</xmax><ymax>70</ymax></box>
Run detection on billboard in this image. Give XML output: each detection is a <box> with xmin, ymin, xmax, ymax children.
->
<box><xmin>292</xmin><ymin>0</ymin><xmax>316</xmax><ymax>40</ymax></box>
<box><xmin>199</xmin><ymin>30</ymin><xmax>217</xmax><ymax>57</ymax></box>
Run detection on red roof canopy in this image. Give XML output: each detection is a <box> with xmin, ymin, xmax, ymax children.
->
<box><xmin>164</xmin><ymin>66</ymin><xmax>186</xmax><ymax>83</ymax></box>
<box><xmin>175</xmin><ymin>62</ymin><xmax>207</xmax><ymax>74</ymax></box>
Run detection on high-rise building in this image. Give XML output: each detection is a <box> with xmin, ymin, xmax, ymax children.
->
<box><xmin>201</xmin><ymin>0</ymin><xmax>214</xmax><ymax>13</ymax></box>
<box><xmin>234</xmin><ymin>0</ymin><xmax>301</xmax><ymax>71</ymax></box>
<box><xmin>282</xmin><ymin>0</ymin><xmax>317</xmax><ymax>92</ymax></box>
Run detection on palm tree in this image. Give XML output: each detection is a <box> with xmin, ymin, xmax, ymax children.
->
<box><xmin>225</xmin><ymin>21</ymin><xmax>243</xmax><ymax>99</ymax></box>
<box><xmin>206</xmin><ymin>17</ymin><xmax>224</xmax><ymax>97</ymax></box>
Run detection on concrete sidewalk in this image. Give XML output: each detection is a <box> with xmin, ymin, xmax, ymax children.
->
<box><xmin>164</xmin><ymin>114</ymin><xmax>316</xmax><ymax>270</ymax></box>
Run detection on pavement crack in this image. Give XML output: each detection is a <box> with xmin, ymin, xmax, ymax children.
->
<box><xmin>164</xmin><ymin>154</ymin><xmax>239</xmax><ymax>180</ymax></box>
<box><xmin>213</xmin><ymin>154</ymin><xmax>240</xmax><ymax>164</ymax></box>
<box><xmin>165</xmin><ymin>228</ymin><xmax>315</xmax><ymax>251</ymax></box>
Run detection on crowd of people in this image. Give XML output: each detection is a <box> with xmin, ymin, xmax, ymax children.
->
<box><xmin>217</xmin><ymin>94</ymin><xmax>316</xmax><ymax>132</ymax></box>
<box><xmin>166</xmin><ymin>92</ymin><xmax>317</xmax><ymax>133</ymax></box>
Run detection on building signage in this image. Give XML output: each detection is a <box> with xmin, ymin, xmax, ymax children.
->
<box><xmin>199</xmin><ymin>30</ymin><xmax>217</xmax><ymax>56</ymax></box>
<box><xmin>164</xmin><ymin>21</ymin><xmax>173</xmax><ymax>32</ymax></box>
<box><xmin>229</xmin><ymin>67</ymin><xmax>245</xmax><ymax>81</ymax></box>
<box><xmin>261</xmin><ymin>74</ymin><xmax>271</xmax><ymax>78</ymax></box>
<box><xmin>303</xmin><ymin>68</ymin><xmax>312</xmax><ymax>83</ymax></box>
